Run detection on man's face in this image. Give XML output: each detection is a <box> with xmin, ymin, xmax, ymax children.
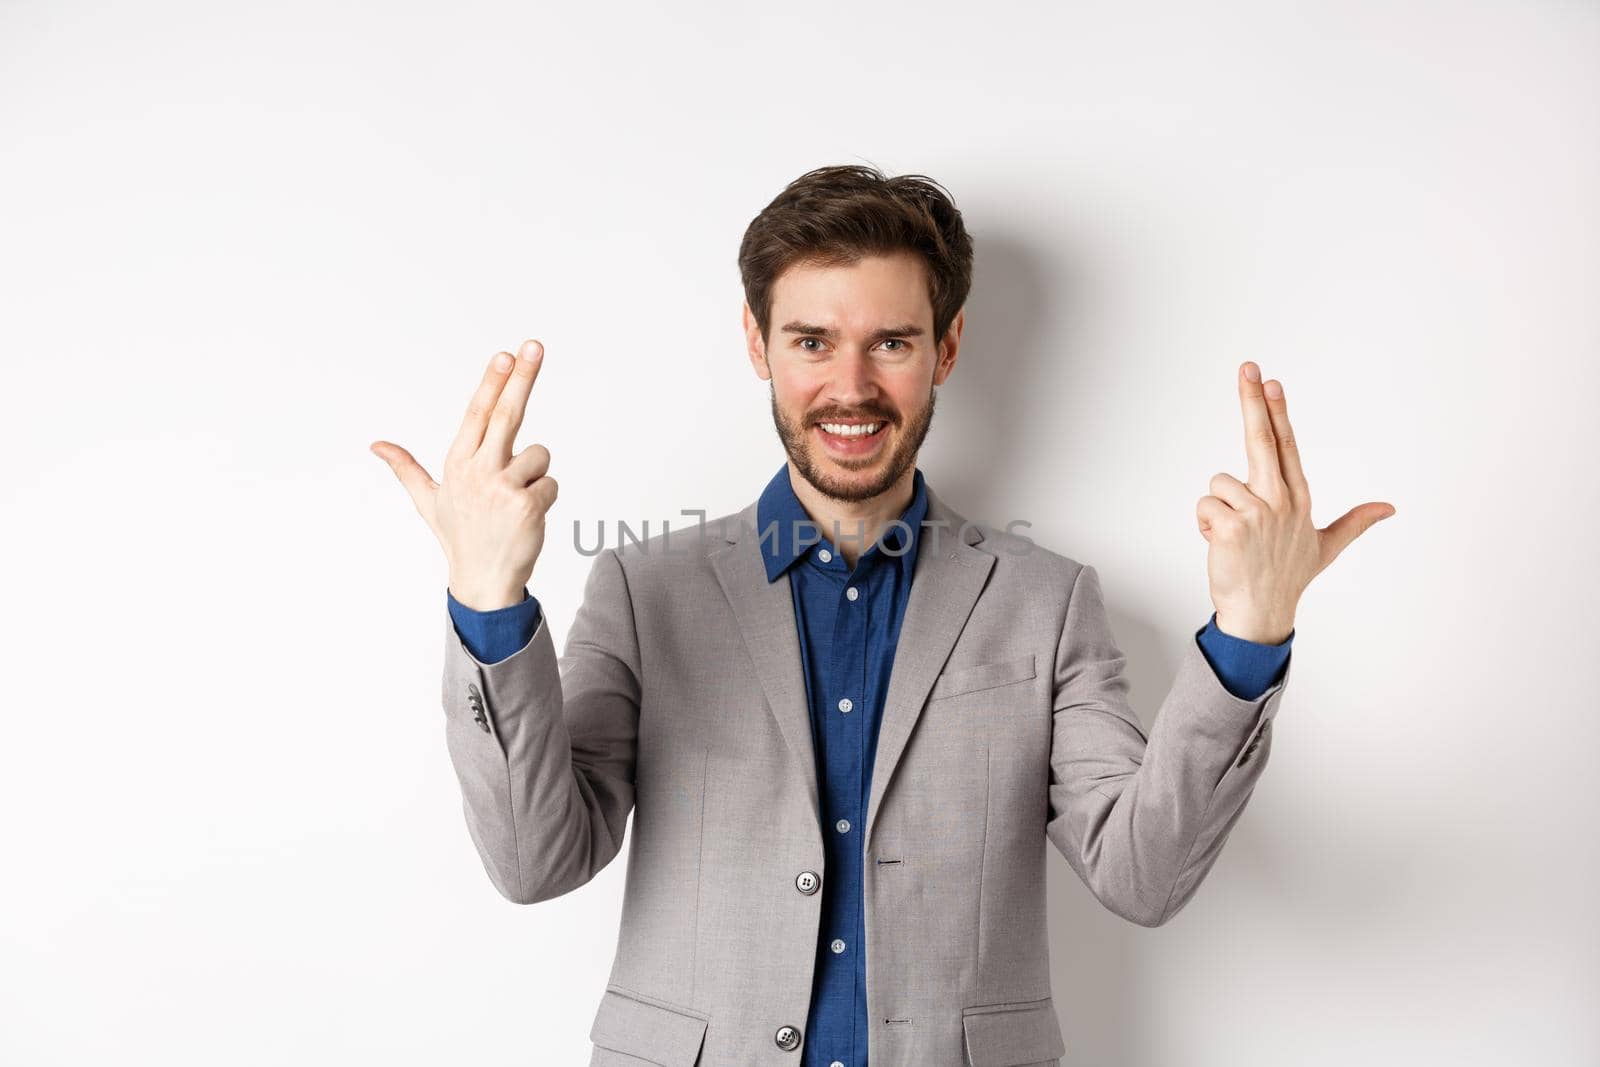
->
<box><xmin>744</xmin><ymin>251</ymin><xmax>962</xmax><ymax>505</ymax></box>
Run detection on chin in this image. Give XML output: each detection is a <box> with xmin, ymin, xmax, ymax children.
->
<box><xmin>813</xmin><ymin>451</ymin><xmax>883</xmax><ymax>477</ymax></box>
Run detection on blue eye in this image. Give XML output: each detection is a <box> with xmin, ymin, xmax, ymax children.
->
<box><xmin>882</xmin><ymin>339</ymin><xmax>905</xmax><ymax>351</ymax></box>
<box><xmin>799</xmin><ymin>337</ymin><xmax>824</xmax><ymax>352</ymax></box>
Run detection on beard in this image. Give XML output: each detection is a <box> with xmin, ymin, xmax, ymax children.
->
<box><xmin>769</xmin><ymin>379</ymin><xmax>937</xmax><ymax>505</ymax></box>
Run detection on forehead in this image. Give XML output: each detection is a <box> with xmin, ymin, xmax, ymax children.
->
<box><xmin>769</xmin><ymin>250</ymin><xmax>933</xmax><ymax>330</ymax></box>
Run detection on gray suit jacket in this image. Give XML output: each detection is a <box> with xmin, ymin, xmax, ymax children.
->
<box><xmin>439</xmin><ymin>481</ymin><xmax>1293</xmax><ymax>1066</ymax></box>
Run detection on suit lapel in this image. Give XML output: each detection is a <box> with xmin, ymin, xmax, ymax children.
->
<box><xmin>709</xmin><ymin>484</ymin><xmax>995</xmax><ymax>847</ymax></box>
<box><xmin>710</xmin><ymin>501</ymin><xmax>821</xmax><ymax>830</ymax></box>
<box><xmin>865</xmin><ymin>486</ymin><xmax>992</xmax><ymax>847</ymax></box>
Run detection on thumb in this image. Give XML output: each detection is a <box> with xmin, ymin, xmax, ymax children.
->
<box><xmin>1318</xmin><ymin>501</ymin><xmax>1396</xmax><ymax>569</ymax></box>
<box><xmin>370</xmin><ymin>440</ymin><xmax>439</xmax><ymax>523</ymax></box>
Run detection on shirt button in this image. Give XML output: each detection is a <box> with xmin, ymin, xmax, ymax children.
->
<box><xmin>818</xmin><ymin>548</ymin><xmax>832</xmax><ymax>563</ymax></box>
<box><xmin>845</xmin><ymin>586</ymin><xmax>859</xmax><ymax>601</ymax></box>
<box><xmin>831</xmin><ymin>938</ymin><xmax>846</xmax><ymax>954</ymax></box>
<box><xmin>837</xmin><ymin>697</ymin><xmax>853</xmax><ymax>713</ymax></box>
<box><xmin>831</xmin><ymin>1062</ymin><xmax>845</xmax><ymax>1067</ymax></box>
<box><xmin>835</xmin><ymin>818</ymin><xmax>850</xmax><ymax>833</ymax></box>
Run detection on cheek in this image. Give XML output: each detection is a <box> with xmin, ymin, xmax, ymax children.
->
<box><xmin>771</xmin><ymin>368</ymin><xmax>827</xmax><ymax>406</ymax></box>
<box><xmin>884</xmin><ymin>378</ymin><xmax>931</xmax><ymax>417</ymax></box>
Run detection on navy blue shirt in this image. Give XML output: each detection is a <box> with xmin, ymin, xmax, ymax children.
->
<box><xmin>447</xmin><ymin>467</ymin><xmax>1293</xmax><ymax>1065</ymax></box>
<box><xmin>752</xmin><ymin>463</ymin><xmax>930</xmax><ymax>1066</ymax></box>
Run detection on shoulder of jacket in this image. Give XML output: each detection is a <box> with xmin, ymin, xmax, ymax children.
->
<box><xmin>605</xmin><ymin>505</ymin><xmax>744</xmax><ymax>574</ymax></box>
<box><xmin>974</xmin><ymin>522</ymin><xmax>1084</xmax><ymax>584</ymax></box>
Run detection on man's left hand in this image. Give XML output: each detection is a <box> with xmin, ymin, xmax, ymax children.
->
<box><xmin>1197</xmin><ymin>361</ymin><xmax>1396</xmax><ymax>644</ymax></box>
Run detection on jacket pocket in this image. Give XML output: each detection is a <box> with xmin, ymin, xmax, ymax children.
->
<box><xmin>589</xmin><ymin>984</ymin><xmax>710</xmax><ymax>1066</ymax></box>
<box><xmin>961</xmin><ymin>995</ymin><xmax>1066</xmax><ymax>1066</ymax></box>
<box><xmin>928</xmin><ymin>654</ymin><xmax>1037</xmax><ymax>702</ymax></box>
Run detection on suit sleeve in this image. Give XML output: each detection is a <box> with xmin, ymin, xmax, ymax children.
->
<box><xmin>439</xmin><ymin>548</ymin><xmax>642</xmax><ymax>904</ymax></box>
<box><xmin>1044</xmin><ymin>563</ymin><xmax>1292</xmax><ymax>927</ymax></box>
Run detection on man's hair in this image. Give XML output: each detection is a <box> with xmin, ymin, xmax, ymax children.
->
<box><xmin>737</xmin><ymin>163</ymin><xmax>974</xmax><ymax>347</ymax></box>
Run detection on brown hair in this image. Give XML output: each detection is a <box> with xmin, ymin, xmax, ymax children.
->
<box><xmin>737</xmin><ymin>163</ymin><xmax>974</xmax><ymax>347</ymax></box>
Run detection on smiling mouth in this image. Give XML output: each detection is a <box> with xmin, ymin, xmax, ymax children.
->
<box><xmin>812</xmin><ymin>418</ymin><xmax>890</xmax><ymax>456</ymax></box>
<box><xmin>814</xmin><ymin>419</ymin><xmax>886</xmax><ymax>438</ymax></box>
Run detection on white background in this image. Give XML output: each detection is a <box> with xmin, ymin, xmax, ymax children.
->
<box><xmin>2</xmin><ymin>1</ymin><xmax>1595</xmax><ymax>1063</ymax></box>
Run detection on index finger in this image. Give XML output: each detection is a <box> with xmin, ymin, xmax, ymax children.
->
<box><xmin>445</xmin><ymin>348</ymin><xmax>518</xmax><ymax>467</ymax></box>
<box><xmin>1238</xmin><ymin>361</ymin><xmax>1284</xmax><ymax>501</ymax></box>
<box><xmin>1262</xmin><ymin>377</ymin><xmax>1310</xmax><ymax>510</ymax></box>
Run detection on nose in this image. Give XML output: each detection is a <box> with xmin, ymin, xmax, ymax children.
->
<box><xmin>826</xmin><ymin>346</ymin><xmax>881</xmax><ymax>413</ymax></box>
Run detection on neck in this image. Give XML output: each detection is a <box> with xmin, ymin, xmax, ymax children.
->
<box><xmin>786</xmin><ymin>461</ymin><xmax>917</xmax><ymax>569</ymax></box>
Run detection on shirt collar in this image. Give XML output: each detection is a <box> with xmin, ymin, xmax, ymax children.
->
<box><xmin>754</xmin><ymin>463</ymin><xmax>929</xmax><ymax>583</ymax></box>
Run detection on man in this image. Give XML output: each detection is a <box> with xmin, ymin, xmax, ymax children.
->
<box><xmin>371</xmin><ymin>165</ymin><xmax>1394</xmax><ymax>1066</ymax></box>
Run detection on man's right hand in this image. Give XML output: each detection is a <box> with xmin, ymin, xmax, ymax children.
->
<box><xmin>370</xmin><ymin>339</ymin><xmax>556</xmax><ymax>612</ymax></box>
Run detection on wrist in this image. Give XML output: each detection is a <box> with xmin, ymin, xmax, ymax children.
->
<box><xmin>1213</xmin><ymin>609</ymin><xmax>1293</xmax><ymax>645</ymax></box>
<box><xmin>449</xmin><ymin>581</ymin><xmax>527</xmax><ymax>613</ymax></box>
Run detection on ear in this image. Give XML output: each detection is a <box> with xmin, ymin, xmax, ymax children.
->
<box><xmin>932</xmin><ymin>306</ymin><xmax>964</xmax><ymax>386</ymax></box>
<box><xmin>742</xmin><ymin>301</ymin><xmax>770</xmax><ymax>380</ymax></box>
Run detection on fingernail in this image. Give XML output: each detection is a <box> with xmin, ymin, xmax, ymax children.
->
<box><xmin>494</xmin><ymin>352</ymin><xmax>512</xmax><ymax>371</ymax></box>
<box><xmin>1244</xmin><ymin>363</ymin><xmax>1260</xmax><ymax>382</ymax></box>
<box><xmin>1264</xmin><ymin>380</ymin><xmax>1282</xmax><ymax>399</ymax></box>
<box><xmin>520</xmin><ymin>340</ymin><xmax>542</xmax><ymax>361</ymax></box>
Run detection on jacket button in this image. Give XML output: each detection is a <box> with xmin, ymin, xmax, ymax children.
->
<box><xmin>795</xmin><ymin>870</ymin><xmax>820</xmax><ymax>895</ymax></box>
<box><xmin>775</xmin><ymin>1025</ymin><xmax>802</xmax><ymax>1051</ymax></box>
<box><xmin>467</xmin><ymin>683</ymin><xmax>490</xmax><ymax>733</ymax></box>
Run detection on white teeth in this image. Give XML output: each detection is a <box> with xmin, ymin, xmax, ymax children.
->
<box><xmin>819</xmin><ymin>421</ymin><xmax>882</xmax><ymax>437</ymax></box>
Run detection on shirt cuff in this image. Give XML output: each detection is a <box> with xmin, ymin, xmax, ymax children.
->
<box><xmin>1194</xmin><ymin>611</ymin><xmax>1294</xmax><ymax>700</ymax></box>
<box><xmin>447</xmin><ymin>586</ymin><xmax>542</xmax><ymax>665</ymax></box>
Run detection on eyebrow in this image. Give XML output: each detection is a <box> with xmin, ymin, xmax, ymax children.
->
<box><xmin>780</xmin><ymin>320</ymin><xmax>926</xmax><ymax>343</ymax></box>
